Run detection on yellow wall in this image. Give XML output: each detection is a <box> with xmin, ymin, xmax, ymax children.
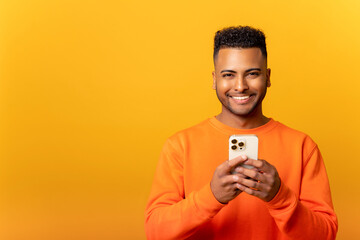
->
<box><xmin>1</xmin><ymin>0</ymin><xmax>359</xmax><ymax>239</ymax></box>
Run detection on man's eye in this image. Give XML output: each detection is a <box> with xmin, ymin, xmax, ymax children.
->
<box><xmin>222</xmin><ymin>74</ymin><xmax>233</xmax><ymax>77</ymax></box>
<box><xmin>249</xmin><ymin>72</ymin><xmax>259</xmax><ymax>76</ymax></box>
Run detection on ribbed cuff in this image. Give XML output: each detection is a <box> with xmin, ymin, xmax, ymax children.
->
<box><xmin>265</xmin><ymin>182</ymin><xmax>297</xmax><ymax>211</ymax></box>
<box><xmin>193</xmin><ymin>183</ymin><xmax>226</xmax><ymax>219</ymax></box>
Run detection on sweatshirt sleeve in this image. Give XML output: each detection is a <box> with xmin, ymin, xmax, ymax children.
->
<box><xmin>265</xmin><ymin>142</ymin><xmax>338</xmax><ymax>240</ymax></box>
<box><xmin>145</xmin><ymin>138</ymin><xmax>225</xmax><ymax>240</ymax></box>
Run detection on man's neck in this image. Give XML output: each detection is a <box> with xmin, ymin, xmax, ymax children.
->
<box><xmin>215</xmin><ymin>111</ymin><xmax>270</xmax><ymax>129</ymax></box>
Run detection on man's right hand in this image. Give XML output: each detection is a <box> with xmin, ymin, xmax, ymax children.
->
<box><xmin>210</xmin><ymin>155</ymin><xmax>247</xmax><ymax>204</ymax></box>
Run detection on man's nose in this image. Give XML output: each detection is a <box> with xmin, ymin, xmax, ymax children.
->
<box><xmin>234</xmin><ymin>76</ymin><xmax>249</xmax><ymax>92</ymax></box>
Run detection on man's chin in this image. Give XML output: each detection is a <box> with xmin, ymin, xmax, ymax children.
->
<box><xmin>227</xmin><ymin>105</ymin><xmax>263</xmax><ymax>118</ymax></box>
<box><xmin>228</xmin><ymin>105</ymin><xmax>254</xmax><ymax>116</ymax></box>
<box><xmin>228</xmin><ymin>109</ymin><xmax>253</xmax><ymax>117</ymax></box>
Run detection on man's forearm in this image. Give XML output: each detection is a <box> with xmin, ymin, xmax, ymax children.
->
<box><xmin>145</xmin><ymin>183</ymin><xmax>225</xmax><ymax>240</ymax></box>
<box><xmin>266</xmin><ymin>183</ymin><xmax>337</xmax><ymax>240</ymax></box>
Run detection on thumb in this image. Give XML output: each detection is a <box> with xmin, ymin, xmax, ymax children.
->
<box><xmin>226</xmin><ymin>155</ymin><xmax>248</xmax><ymax>172</ymax></box>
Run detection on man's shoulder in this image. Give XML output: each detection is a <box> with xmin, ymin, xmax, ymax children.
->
<box><xmin>168</xmin><ymin>118</ymin><xmax>213</xmax><ymax>141</ymax></box>
<box><xmin>273</xmin><ymin>120</ymin><xmax>317</xmax><ymax>146</ymax></box>
<box><xmin>160</xmin><ymin>118</ymin><xmax>214</xmax><ymax>154</ymax></box>
<box><xmin>274</xmin><ymin>121</ymin><xmax>307</xmax><ymax>136</ymax></box>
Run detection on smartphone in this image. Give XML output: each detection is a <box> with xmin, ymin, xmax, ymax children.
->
<box><xmin>229</xmin><ymin>134</ymin><xmax>258</xmax><ymax>169</ymax></box>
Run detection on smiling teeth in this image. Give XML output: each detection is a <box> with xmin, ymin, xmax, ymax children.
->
<box><xmin>232</xmin><ymin>96</ymin><xmax>249</xmax><ymax>100</ymax></box>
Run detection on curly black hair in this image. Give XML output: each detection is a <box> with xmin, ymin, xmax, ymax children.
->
<box><xmin>213</xmin><ymin>26</ymin><xmax>267</xmax><ymax>60</ymax></box>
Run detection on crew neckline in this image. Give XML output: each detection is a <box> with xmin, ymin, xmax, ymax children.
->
<box><xmin>208</xmin><ymin>116</ymin><xmax>279</xmax><ymax>136</ymax></box>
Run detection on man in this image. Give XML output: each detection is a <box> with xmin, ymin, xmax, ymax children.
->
<box><xmin>145</xmin><ymin>26</ymin><xmax>338</xmax><ymax>239</ymax></box>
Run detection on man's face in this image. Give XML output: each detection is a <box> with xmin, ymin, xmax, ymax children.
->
<box><xmin>212</xmin><ymin>47</ymin><xmax>271</xmax><ymax>118</ymax></box>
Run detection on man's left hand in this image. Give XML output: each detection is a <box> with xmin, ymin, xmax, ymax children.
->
<box><xmin>233</xmin><ymin>156</ymin><xmax>281</xmax><ymax>202</ymax></box>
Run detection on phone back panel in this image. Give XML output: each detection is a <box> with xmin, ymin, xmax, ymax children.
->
<box><xmin>229</xmin><ymin>135</ymin><xmax>258</xmax><ymax>162</ymax></box>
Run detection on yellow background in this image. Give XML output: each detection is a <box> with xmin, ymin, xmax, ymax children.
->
<box><xmin>1</xmin><ymin>0</ymin><xmax>359</xmax><ymax>239</ymax></box>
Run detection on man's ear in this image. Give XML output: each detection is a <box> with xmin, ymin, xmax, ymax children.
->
<box><xmin>212</xmin><ymin>71</ymin><xmax>216</xmax><ymax>90</ymax></box>
<box><xmin>266</xmin><ymin>68</ymin><xmax>271</xmax><ymax>87</ymax></box>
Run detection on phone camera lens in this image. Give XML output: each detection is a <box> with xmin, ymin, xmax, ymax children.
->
<box><xmin>231</xmin><ymin>145</ymin><xmax>237</xmax><ymax>150</ymax></box>
<box><xmin>238</xmin><ymin>142</ymin><xmax>244</xmax><ymax>147</ymax></box>
<box><xmin>231</xmin><ymin>139</ymin><xmax>237</xmax><ymax>144</ymax></box>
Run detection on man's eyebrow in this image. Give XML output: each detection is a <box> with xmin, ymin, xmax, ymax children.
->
<box><xmin>245</xmin><ymin>68</ymin><xmax>261</xmax><ymax>73</ymax></box>
<box><xmin>220</xmin><ymin>69</ymin><xmax>237</xmax><ymax>73</ymax></box>
<box><xmin>220</xmin><ymin>68</ymin><xmax>262</xmax><ymax>74</ymax></box>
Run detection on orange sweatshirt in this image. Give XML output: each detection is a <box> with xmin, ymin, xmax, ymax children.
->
<box><xmin>145</xmin><ymin>118</ymin><xmax>338</xmax><ymax>240</ymax></box>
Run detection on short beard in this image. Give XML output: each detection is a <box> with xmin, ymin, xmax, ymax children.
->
<box><xmin>215</xmin><ymin>87</ymin><xmax>267</xmax><ymax>117</ymax></box>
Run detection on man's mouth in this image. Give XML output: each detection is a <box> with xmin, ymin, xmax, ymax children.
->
<box><xmin>228</xmin><ymin>94</ymin><xmax>253</xmax><ymax>104</ymax></box>
<box><xmin>231</xmin><ymin>96</ymin><xmax>250</xmax><ymax>100</ymax></box>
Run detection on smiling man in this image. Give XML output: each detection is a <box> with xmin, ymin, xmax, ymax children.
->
<box><xmin>213</xmin><ymin>47</ymin><xmax>270</xmax><ymax>129</ymax></box>
<box><xmin>145</xmin><ymin>26</ymin><xmax>338</xmax><ymax>239</ymax></box>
